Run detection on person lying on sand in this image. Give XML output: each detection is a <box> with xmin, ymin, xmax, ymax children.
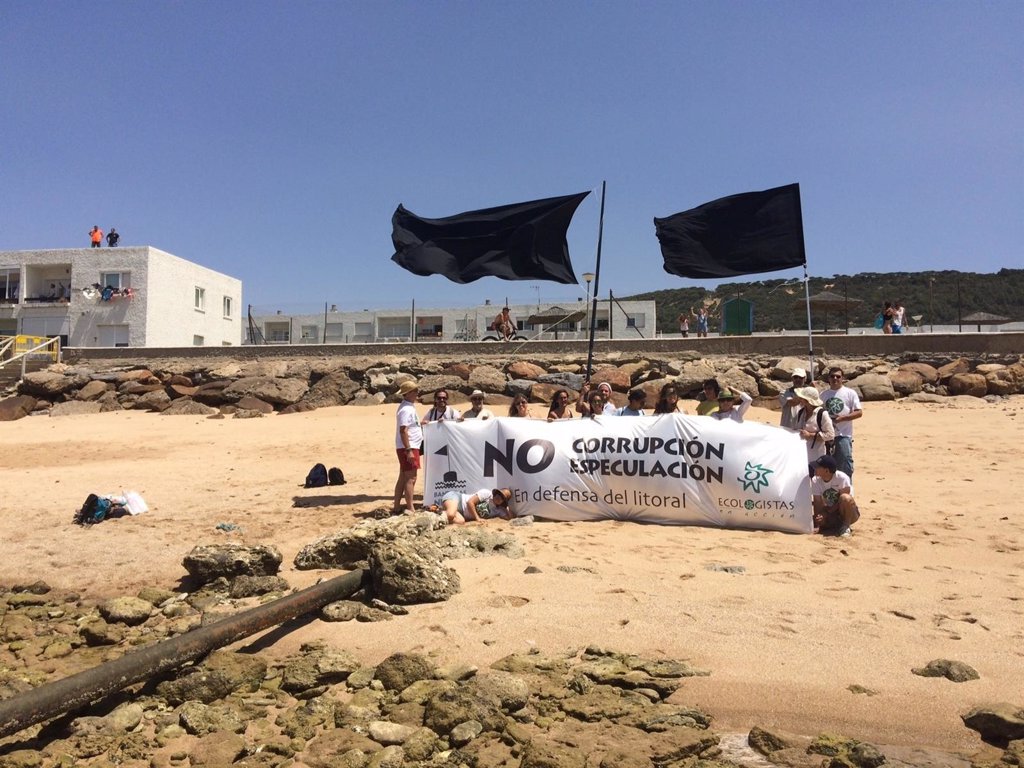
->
<box><xmin>811</xmin><ymin>455</ymin><xmax>860</xmax><ymax>537</ymax></box>
<box><xmin>432</xmin><ymin>487</ymin><xmax>513</xmax><ymax>524</ymax></box>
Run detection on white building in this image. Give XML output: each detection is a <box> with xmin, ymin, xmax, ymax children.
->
<box><xmin>0</xmin><ymin>247</ymin><xmax>242</xmax><ymax>347</ymax></box>
<box><xmin>246</xmin><ymin>298</ymin><xmax>658</xmax><ymax>344</ymax></box>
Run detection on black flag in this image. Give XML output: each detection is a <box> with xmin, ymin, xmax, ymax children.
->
<box><xmin>654</xmin><ymin>183</ymin><xmax>805</xmax><ymax>279</ymax></box>
<box><xmin>391</xmin><ymin>192</ymin><xmax>590</xmax><ymax>285</ymax></box>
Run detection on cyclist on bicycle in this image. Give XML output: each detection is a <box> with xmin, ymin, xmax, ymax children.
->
<box><xmin>493</xmin><ymin>306</ymin><xmax>516</xmax><ymax>341</ymax></box>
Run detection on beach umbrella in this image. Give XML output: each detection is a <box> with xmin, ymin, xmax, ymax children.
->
<box><xmin>794</xmin><ymin>291</ymin><xmax>863</xmax><ymax>332</ymax></box>
<box><xmin>961</xmin><ymin>311</ymin><xmax>1011</xmax><ymax>332</ymax></box>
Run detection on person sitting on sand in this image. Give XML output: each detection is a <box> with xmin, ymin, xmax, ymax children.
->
<box><xmin>435</xmin><ymin>487</ymin><xmax>513</xmax><ymax>524</ymax></box>
<box><xmin>811</xmin><ymin>455</ymin><xmax>859</xmax><ymax>537</ymax></box>
<box><xmin>547</xmin><ymin>389</ymin><xmax>574</xmax><ymax>421</ymax></box>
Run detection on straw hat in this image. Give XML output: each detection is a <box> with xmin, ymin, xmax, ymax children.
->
<box><xmin>795</xmin><ymin>386</ymin><xmax>823</xmax><ymax>407</ymax></box>
<box><xmin>397</xmin><ymin>380</ymin><xmax>419</xmax><ymax>396</ymax></box>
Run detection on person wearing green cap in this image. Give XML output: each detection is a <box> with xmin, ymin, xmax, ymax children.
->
<box><xmin>711</xmin><ymin>387</ymin><xmax>752</xmax><ymax>423</ymax></box>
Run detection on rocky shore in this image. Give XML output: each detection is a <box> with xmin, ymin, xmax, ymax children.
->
<box><xmin>2</xmin><ymin>349</ymin><xmax>1023</xmax><ymax>420</ymax></box>
<box><xmin>2</xmin><ymin>511</ymin><xmax>1020</xmax><ymax>767</ymax></box>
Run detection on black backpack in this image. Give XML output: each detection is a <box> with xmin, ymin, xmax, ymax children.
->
<box><xmin>304</xmin><ymin>463</ymin><xmax>329</xmax><ymax>488</ymax></box>
<box><xmin>328</xmin><ymin>467</ymin><xmax>346</xmax><ymax>486</ymax></box>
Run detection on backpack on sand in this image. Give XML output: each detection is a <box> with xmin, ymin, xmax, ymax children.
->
<box><xmin>304</xmin><ymin>463</ymin><xmax>329</xmax><ymax>488</ymax></box>
<box><xmin>328</xmin><ymin>467</ymin><xmax>346</xmax><ymax>486</ymax></box>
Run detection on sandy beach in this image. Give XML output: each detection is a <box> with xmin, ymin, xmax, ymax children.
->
<box><xmin>1</xmin><ymin>396</ymin><xmax>1021</xmax><ymax>754</ymax></box>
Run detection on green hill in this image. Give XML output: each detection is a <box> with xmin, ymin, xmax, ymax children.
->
<box><xmin>624</xmin><ymin>269</ymin><xmax>1024</xmax><ymax>334</ymax></box>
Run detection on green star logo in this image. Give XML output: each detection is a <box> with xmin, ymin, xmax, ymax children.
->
<box><xmin>739</xmin><ymin>461</ymin><xmax>774</xmax><ymax>493</ymax></box>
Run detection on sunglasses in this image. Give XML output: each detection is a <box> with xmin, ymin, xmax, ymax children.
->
<box><xmin>435</xmin><ymin>395</ymin><xmax>448</xmax><ymax>400</ymax></box>
<box><xmin>829</xmin><ymin>374</ymin><xmax>843</xmax><ymax>380</ymax></box>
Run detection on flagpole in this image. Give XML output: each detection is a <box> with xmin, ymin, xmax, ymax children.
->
<box><xmin>585</xmin><ymin>181</ymin><xmax>606</xmax><ymax>380</ymax></box>
<box><xmin>802</xmin><ymin>265</ymin><xmax>814</xmax><ymax>382</ymax></box>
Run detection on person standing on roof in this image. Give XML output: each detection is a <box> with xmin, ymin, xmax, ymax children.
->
<box><xmin>106</xmin><ymin>228</ymin><xmax>120</xmax><ymax>247</ymax></box>
<box><xmin>89</xmin><ymin>226</ymin><xmax>103</xmax><ymax>248</ymax></box>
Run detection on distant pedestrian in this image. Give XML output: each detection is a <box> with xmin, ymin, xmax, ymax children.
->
<box><xmin>89</xmin><ymin>226</ymin><xmax>103</xmax><ymax>248</ymax></box>
<box><xmin>106</xmin><ymin>228</ymin><xmax>120</xmax><ymax>247</ymax></box>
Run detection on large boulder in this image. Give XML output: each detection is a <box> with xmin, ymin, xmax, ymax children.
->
<box><xmin>531</xmin><ymin>382</ymin><xmax>578</xmax><ymax>406</ymax></box>
<box><xmin>50</xmin><ymin>401</ymin><xmax>103</xmax><ymax>417</ymax></box>
<box><xmin>156</xmin><ymin>650</ymin><xmax>267</xmax><ymax>705</ymax></box>
<box><xmin>912</xmin><ymin>658</ymin><xmax>980</xmax><ymax>683</ymax></box>
<box><xmin>771</xmin><ymin>356</ymin><xmax>813</xmax><ymax>380</ymax></box>
<box><xmin>962</xmin><ymin>703</ymin><xmax>1024</xmax><ymax>746</ymax></box>
<box><xmin>507</xmin><ymin>361</ymin><xmax>546</xmax><ymax>379</ymax></box>
<box><xmin>890</xmin><ymin>370</ymin><xmax>924</xmax><ymax>396</ymax></box>
<box><xmin>674</xmin><ymin>360</ymin><xmax>718</xmax><ymax>396</ymax></box>
<box><xmin>162</xmin><ymin>398</ymin><xmax>218</xmax><ymax>416</ymax></box>
<box><xmin>0</xmin><ymin>395</ymin><xmax>36</xmax><ymax>421</ymax></box>
<box><xmin>19</xmin><ymin>370</ymin><xmax>90</xmax><ymax>398</ymax></box>
<box><xmin>468</xmin><ymin>365</ymin><xmax>507</xmax><ymax>394</ymax></box>
<box><xmin>300</xmin><ymin>370</ymin><xmax>361</xmax><ymax>408</ymax></box>
<box><xmin>412</xmin><ymin>375</ymin><xmax>465</xmax><ymax>401</ymax></box>
<box><xmin>589</xmin><ymin>366</ymin><xmax>631</xmax><ymax>392</ymax></box>
<box><xmin>369</xmin><ymin>539</ymin><xmax>460</xmax><ymax>605</ymax></box>
<box><xmin>714</xmin><ymin>367</ymin><xmax>758</xmax><ymax>400</ymax></box>
<box><xmin>75</xmin><ymin>380</ymin><xmax>110</xmax><ymax>401</ymax></box>
<box><xmin>132</xmin><ymin>389</ymin><xmax>172</xmax><ymax>411</ymax></box>
<box><xmin>293</xmin><ymin>514</ymin><xmax>445</xmax><ymax>570</ymax></box>
<box><xmin>937</xmin><ymin>357</ymin><xmax>971</xmax><ymax>382</ymax></box>
<box><xmin>221</xmin><ymin>376</ymin><xmax>308</xmax><ymax>405</ymax></box>
<box><xmin>948</xmin><ymin>373</ymin><xmax>988</xmax><ymax>397</ymax></box>
<box><xmin>898</xmin><ymin>362</ymin><xmax>939</xmax><ymax>385</ymax></box>
<box><xmin>182</xmin><ymin>543</ymin><xmax>283</xmax><ymax>585</ymax></box>
<box><xmin>847</xmin><ymin>372</ymin><xmax>895</xmax><ymax>401</ymax></box>
<box><xmin>375</xmin><ymin>652</ymin><xmax>437</xmax><ymax>692</ymax></box>
<box><xmin>537</xmin><ymin>372</ymin><xmax>586</xmax><ymax>392</ymax></box>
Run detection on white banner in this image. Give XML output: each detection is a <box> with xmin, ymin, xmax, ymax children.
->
<box><xmin>424</xmin><ymin>414</ymin><xmax>813</xmax><ymax>534</ymax></box>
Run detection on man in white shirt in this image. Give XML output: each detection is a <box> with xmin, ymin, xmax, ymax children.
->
<box><xmin>421</xmin><ymin>389</ymin><xmax>461</xmax><ymax>425</ymax></box>
<box><xmin>810</xmin><ymin>455</ymin><xmax>860</xmax><ymax>537</ymax></box>
<box><xmin>461</xmin><ymin>390</ymin><xmax>494</xmax><ymax>420</ymax></box>
<box><xmin>393</xmin><ymin>380</ymin><xmax>423</xmax><ymax>514</ymax></box>
<box><xmin>821</xmin><ymin>367</ymin><xmax>863</xmax><ymax>477</ymax></box>
<box><xmin>712</xmin><ymin>388</ymin><xmax>752</xmax><ymax>422</ymax></box>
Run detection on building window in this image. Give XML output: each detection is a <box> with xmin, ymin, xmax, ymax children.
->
<box><xmin>626</xmin><ymin>313</ymin><xmax>645</xmax><ymax>329</ymax></box>
<box><xmin>222</xmin><ymin>296</ymin><xmax>232</xmax><ymax>318</ymax></box>
<box><xmin>194</xmin><ymin>287</ymin><xmax>206</xmax><ymax>311</ymax></box>
<box><xmin>0</xmin><ymin>268</ymin><xmax>19</xmax><ymax>303</ymax></box>
<box><xmin>193</xmin><ymin>335</ymin><xmax>204</xmax><ymax>346</ymax></box>
<box><xmin>300</xmin><ymin>324</ymin><xmax>319</xmax><ymax>342</ymax></box>
<box><xmin>100</xmin><ymin>272</ymin><xmax>130</xmax><ymax>290</ymax></box>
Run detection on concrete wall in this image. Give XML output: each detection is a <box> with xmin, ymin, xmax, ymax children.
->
<box><xmin>63</xmin><ymin>331</ymin><xmax>1024</xmax><ymax>365</ymax></box>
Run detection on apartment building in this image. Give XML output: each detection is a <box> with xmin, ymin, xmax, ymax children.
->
<box><xmin>0</xmin><ymin>247</ymin><xmax>242</xmax><ymax>347</ymax></box>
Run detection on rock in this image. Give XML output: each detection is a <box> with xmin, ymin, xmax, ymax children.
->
<box><xmin>115</xmin><ymin>368</ymin><xmax>157</xmax><ymax>383</ymax></box>
<box><xmin>748</xmin><ymin>725</ymin><xmax>796</xmax><ymax>755</ymax></box>
<box><xmin>506</xmin><ymin>378</ymin><xmax>534</xmax><ymax>398</ymax></box>
<box><xmin>889</xmin><ymin>369</ymin><xmax>924</xmax><ymax>396</ymax></box>
<box><xmin>467</xmin><ymin>364</ymin><xmax>507</xmax><ymax>393</ymax></box>
<box><xmin>590</xmin><ymin>366</ymin><xmax>631</xmax><ymax>392</ymax></box>
<box><xmin>962</xmin><ymin>704</ymin><xmax>1024</xmax><ymax>745</ymax></box>
<box><xmin>138</xmin><ymin>586</ymin><xmax>178</xmax><ymax>606</ymax></box>
<box><xmin>520</xmin><ymin>738</ymin><xmax>586</xmax><ymax>768</ymax></box>
<box><xmin>183</xmin><ymin>543</ymin><xmax>283</xmax><ymax>584</ymax></box>
<box><xmin>368</xmin><ymin>720</ymin><xmax>417</xmax><ymax>745</ymax></box>
<box><xmin>912</xmin><ymin>658</ymin><xmax>980</xmax><ymax>682</ymax></box>
<box><xmin>474</xmin><ymin>670</ymin><xmax>530</xmax><ymax>711</ymax></box>
<box><xmin>898</xmin><ymin>361</ymin><xmax>939</xmax><ymax>384</ymax></box>
<box><xmin>133</xmin><ymin>389</ymin><xmax>172</xmax><ymax>411</ymax></box>
<box><xmin>937</xmin><ymin>357</ymin><xmax>971</xmax><ymax>382</ymax></box>
<box><xmin>75</xmin><ymin>380</ymin><xmax>110</xmax><ymax>401</ymax></box>
<box><xmin>507</xmin><ymin>360</ymin><xmax>546</xmax><ymax>379</ymax></box>
<box><xmin>178</xmin><ymin>700</ymin><xmax>245</xmax><ymax>735</ymax></box>
<box><xmin>530</xmin><ymin>381</ymin><xmax>577</xmax><ymax>406</ymax></box>
<box><xmin>79</xmin><ymin>618</ymin><xmax>124</xmax><ymax>646</ymax></box>
<box><xmin>98</xmin><ymin>596</ymin><xmax>153</xmax><ymax>626</ymax></box>
<box><xmin>293</xmin><ymin>514</ymin><xmax>445</xmax><ymax>570</ymax></box>
<box><xmin>947</xmin><ymin>372</ymin><xmax>988</xmax><ymax>397</ymax></box>
<box><xmin>410</xmin><ymin>374</ymin><xmax>465</xmax><ymax>401</ymax></box>
<box><xmin>674</xmin><ymin>360</ymin><xmax>719</xmax><ymax>395</ymax></box>
<box><xmin>156</xmin><ymin>649</ymin><xmax>267</xmax><ymax>705</ymax></box>
<box><xmin>281</xmin><ymin>643</ymin><xmax>360</xmax><ymax>693</ymax></box>
<box><xmin>847</xmin><ymin>372</ymin><xmax>895</xmax><ymax>401</ymax></box>
<box><xmin>235</xmin><ymin>395</ymin><xmax>275</xmax><ymax>413</ymax></box>
<box><xmin>429</xmin><ymin>527</ymin><xmax>525</xmax><ymax>560</ymax></box>
<box><xmin>49</xmin><ymin>400</ymin><xmax>103</xmax><ymax>417</ymax></box>
<box><xmin>228</xmin><ymin>574</ymin><xmax>289</xmax><ymax>598</ymax></box>
<box><xmin>19</xmin><ymin>370</ymin><xmax>90</xmax><ymax>397</ymax></box>
<box><xmin>222</xmin><ymin>376</ymin><xmax>308</xmax><ymax>405</ymax></box>
<box><xmin>301</xmin><ymin>370</ymin><xmax>362</xmax><ymax>408</ymax></box>
<box><xmin>369</xmin><ymin>538</ymin><xmax>461</xmax><ymax>605</ymax></box>
<box><xmin>773</xmin><ymin>356</ymin><xmax>813</xmax><ymax>380</ymax></box>
<box><xmin>985</xmin><ymin>368</ymin><xmax>1019</xmax><ymax>396</ymax></box>
<box><xmin>188</xmin><ymin>731</ymin><xmax>246</xmax><ymax>766</ymax></box>
<box><xmin>449</xmin><ymin>719</ymin><xmax>483</xmax><ymax>746</ymax></box>
<box><xmin>537</xmin><ymin>371</ymin><xmax>586</xmax><ymax>392</ymax></box>
<box><xmin>191</xmin><ymin>380</ymin><xmax>232</xmax><ymax>405</ymax></box>
<box><xmin>715</xmin><ymin>367</ymin><xmax>758</xmax><ymax>400</ymax></box>
<box><xmin>0</xmin><ymin>395</ymin><xmax>37</xmax><ymax>421</ymax></box>
<box><xmin>424</xmin><ymin>682</ymin><xmax>506</xmax><ymax>734</ymax></box>
<box><xmin>375</xmin><ymin>652</ymin><xmax>436</xmax><ymax>692</ymax></box>
<box><xmin>162</xmin><ymin>397</ymin><xmax>219</xmax><ymax>416</ymax></box>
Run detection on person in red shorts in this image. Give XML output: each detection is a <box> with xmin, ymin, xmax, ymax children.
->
<box><xmin>393</xmin><ymin>380</ymin><xmax>423</xmax><ymax>514</ymax></box>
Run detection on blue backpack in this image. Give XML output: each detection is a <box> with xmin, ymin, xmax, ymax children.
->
<box><xmin>75</xmin><ymin>494</ymin><xmax>112</xmax><ymax>525</ymax></box>
<box><xmin>304</xmin><ymin>463</ymin><xmax>329</xmax><ymax>488</ymax></box>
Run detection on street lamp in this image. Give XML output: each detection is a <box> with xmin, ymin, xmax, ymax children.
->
<box><xmin>582</xmin><ymin>272</ymin><xmax>595</xmax><ymax>334</ymax></box>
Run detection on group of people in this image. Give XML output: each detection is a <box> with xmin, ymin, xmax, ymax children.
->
<box><xmin>878</xmin><ymin>300</ymin><xmax>907</xmax><ymax>334</ymax></box>
<box><xmin>677</xmin><ymin>306</ymin><xmax>713</xmax><ymax>338</ymax></box>
<box><xmin>778</xmin><ymin>365</ymin><xmax>863</xmax><ymax>537</ymax></box>
<box><xmin>88</xmin><ymin>226</ymin><xmax>120</xmax><ymax>248</ymax></box>
<box><xmin>394</xmin><ymin>368</ymin><xmax>864</xmax><ymax>537</ymax></box>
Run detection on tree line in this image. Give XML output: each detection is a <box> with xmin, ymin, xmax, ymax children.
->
<box><xmin>625</xmin><ymin>269</ymin><xmax>1024</xmax><ymax>334</ymax></box>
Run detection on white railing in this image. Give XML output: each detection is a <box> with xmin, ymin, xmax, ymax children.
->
<box><xmin>0</xmin><ymin>335</ymin><xmax>61</xmax><ymax>380</ymax></box>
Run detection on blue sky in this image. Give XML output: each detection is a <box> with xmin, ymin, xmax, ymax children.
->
<box><xmin>2</xmin><ymin>1</ymin><xmax>1021</xmax><ymax>311</ymax></box>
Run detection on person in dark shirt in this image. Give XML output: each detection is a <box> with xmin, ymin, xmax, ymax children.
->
<box><xmin>106</xmin><ymin>228</ymin><xmax>120</xmax><ymax>247</ymax></box>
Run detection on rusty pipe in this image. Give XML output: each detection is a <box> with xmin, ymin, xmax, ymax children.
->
<box><xmin>0</xmin><ymin>568</ymin><xmax>366</xmax><ymax>740</ymax></box>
